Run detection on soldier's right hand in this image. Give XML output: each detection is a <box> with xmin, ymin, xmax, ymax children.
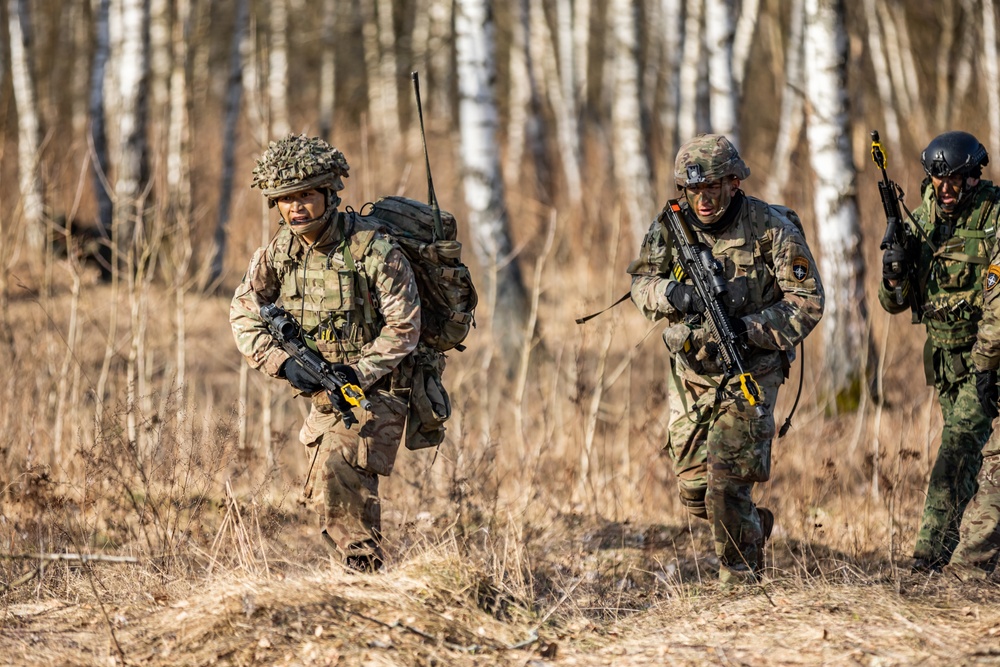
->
<box><xmin>975</xmin><ymin>369</ymin><xmax>1000</xmax><ymax>420</ymax></box>
<box><xmin>665</xmin><ymin>282</ymin><xmax>705</xmax><ymax>315</ymax></box>
<box><xmin>881</xmin><ymin>244</ymin><xmax>908</xmax><ymax>283</ymax></box>
<box><xmin>281</xmin><ymin>359</ymin><xmax>324</xmax><ymax>394</ymax></box>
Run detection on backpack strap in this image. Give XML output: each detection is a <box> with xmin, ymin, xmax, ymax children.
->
<box><xmin>342</xmin><ymin>212</ymin><xmax>378</xmax><ymax>327</ymax></box>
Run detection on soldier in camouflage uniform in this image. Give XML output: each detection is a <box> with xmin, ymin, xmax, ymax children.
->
<box><xmin>879</xmin><ymin>131</ymin><xmax>1000</xmax><ymax>573</ymax></box>
<box><xmin>628</xmin><ymin>134</ymin><xmax>825</xmax><ymax>584</ymax></box>
<box><xmin>944</xmin><ymin>222</ymin><xmax>1000</xmax><ymax>581</ymax></box>
<box><xmin>231</xmin><ymin>134</ymin><xmax>421</xmax><ymax>572</ymax></box>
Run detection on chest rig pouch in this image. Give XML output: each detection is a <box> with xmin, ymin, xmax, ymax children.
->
<box><xmin>271</xmin><ymin>219</ymin><xmax>382</xmax><ymax>364</ymax></box>
<box><xmin>917</xmin><ymin>183</ymin><xmax>998</xmax><ymax>349</ymax></box>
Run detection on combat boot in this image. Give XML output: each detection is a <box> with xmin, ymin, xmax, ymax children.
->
<box><xmin>344</xmin><ymin>539</ymin><xmax>384</xmax><ymax>573</ymax></box>
<box><xmin>719</xmin><ymin>563</ymin><xmax>759</xmax><ymax>588</ymax></box>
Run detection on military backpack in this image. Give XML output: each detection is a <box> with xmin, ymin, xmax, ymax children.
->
<box><xmin>359</xmin><ymin>196</ymin><xmax>478</xmax><ymax>450</ymax></box>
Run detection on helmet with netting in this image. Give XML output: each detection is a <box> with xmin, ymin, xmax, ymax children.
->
<box><xmin>674</xmin><ymin>134</ymin><xmax>750</xmax><ymax>188</ymax></box>
<box><xmin>921</xmin><ymin>131</ymin><xmax>989</xmax><ymax>179</ymax></box>
<box><xmin>251</xmin><ymin>134</ymin><xmax>350</xmax><ymax>203</ymax></box>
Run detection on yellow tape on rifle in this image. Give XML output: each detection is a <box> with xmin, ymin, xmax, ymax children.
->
<box><xmin>739</xmin><ymin>373</ymin><xmax>763</xmax><ymax>406</ymax></box>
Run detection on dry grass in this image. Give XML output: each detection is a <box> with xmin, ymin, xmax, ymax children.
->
<box><xmin>1</xmin><ymin>123</ymin><xmax>998</xmax><ymax>665</ymax></box>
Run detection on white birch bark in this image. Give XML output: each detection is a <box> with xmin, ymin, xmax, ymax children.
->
<box><xmin>934</xmin><ymin>3</ymin><xmax>957</xmax><ymax>129</ymax></box>
<box><xmin>455</xmin><ymin>0</ymin><xmax>528</xmax><ymax>353</ymax></box>
<box><xmin>660</xmin><ymin>0</ymin><xmax>683</xmax><ymax>157</ymax></box>
<box><xmin>268</xmin><ymin>0</ymin><xmax>290</xmax><ymax>137</ymax></box>
<box><xmin>166</xmin><ymin>0</ymin><xmax>191</xmax><ymax>221</ymax></box>
<box><xmin>411</xmin><ymin>0</ymin><xmax>453</xmax><ymax>121</ymax></box>
<box><xmin>8</xmin><ymin>0</ymin><xmax>46</xmax><ymax>252</ymax></box>
<box><xmin>113</xmin><ymin>0</ymin><xmax>151</xmax><ymax>255</ymax></box>
<box><xmin>573</xmin><ymin>0</ymin><xmax>591</xmax><ymax>104</ymax></box>
<box><xmin>704</xmin><ymin>0</ymin><xmax>739</xmax><ymax>146</ymax></box>
<box><xmin>804</xmin><ymin>0</ymin><xmax>870</xmax><ymax>403</ymax></box>
<box><xmin>241</xmin><ymin>4</ymin><xmax>264</xmax><ymax>143</ymax></box>
<box><xmin>376</xmin><ymin>0</ymin><xmax>401</xmax><ymax>139</ymax></box>
<box><xmin>952</xmin><ymin>0</ymin><xmax>977</xmax><ymax>124</ymax></box>
<box><xmin>318</xmin><ymin>0</ymin><xmax>337</xmax><ymax>141</ymax></box>
<box><xmin>148</xmin><ymin>0</ymin><xmax>170</xmax><ymax>114</ymax></box>
<box><xmin>678</xmin><ymin>0</ymin><xmax>705</xmax><ymax>142</ymax></box>
<box><xmin>983</xmin><ymin>0</ymin><xmax>1000</xmax><ymax>162</ymax></box>
<box><xmin>863</xmin><ymin>0</ymin><xmax>900</xmax><ymax>149</ymax></box>
<box><xmin>209</xmin><ymin>0</ymin><xmax>249</xmax><ymax>287</ymax></box>
<box><xmin>505</xmin><ymin>0</ymin><xmax>533</xmax><ymax>184</ymax></box>
<box><xmin>610</xmin><ymin>0</ymin><xmax>655</xmax><ymax>244</ymax></box>
<box><xmin>732</xmin><ymin>0</ymin><xmax>760</xmax><ymax>93</ymax></box>
<box><xmin>765</xmin><ymin>0</ymin><xmax>805</xmax><ymax>202</ymax></box>
<box><xmin>532</xmin><ymin>0</ymin><xmax>581</xmax><ymax>204</ymax></box>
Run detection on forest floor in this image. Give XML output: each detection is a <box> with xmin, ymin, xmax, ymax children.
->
<box><xmin>3</xmin><ymin>513</ymin><xmax>999</xmax><ymax>667</ymax></box>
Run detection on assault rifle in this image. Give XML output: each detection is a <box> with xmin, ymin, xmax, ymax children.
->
<box><xmin>660</xmin><ymin>199</ymin><xmax>767</xmax><ymax>418</ymax></box>
<box><xmin>871</xmin><ymin>130</ymin><xmax>921</xmax><ymax>321</ymax></box>
<box><xmin>260</xmin><ymin>303</ymin><xmax>372</xmax><ymax>428</ymax></box>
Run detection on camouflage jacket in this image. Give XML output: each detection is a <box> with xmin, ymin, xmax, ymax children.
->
<box><xmin>627</xmin><ymin>194</ymin><xmax>825</xmax><ymax>382</ymax></box>
<box><xmin>971</xmin><ymin>238</ymin><xmax>1000</xmax><ymax>372</ymax></box>
<box><xmin>230</xmin><ymin>212</ymin><xmax>421</xmax><ymax>389</ymax></box>
<box><xmin>879</xmin><ymin>180</ymin><xmax>1000</xmax><ymax>350</ymax></box>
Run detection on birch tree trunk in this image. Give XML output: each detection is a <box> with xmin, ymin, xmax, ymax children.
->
<box><xmin>375</xmin><ymin>0</ymin><xmax>401</xmax><ymax>140</ymax></box>
<box><xmin>530</xmin><ymin>0</ymin><xmax>579</xmax><ymax>204</ymax></box>
<box><xmin>318</xmin><ymin>0</ymin><xmax>337</xmax><ymax>141</ymax></box>
<box><xmin>678</xmin><ymin>0</ymin><xmax>705</xmax><ymax>142</ymax></box>
<box><xmin>268</xmin><ymin>0</ymin><xmax>290</xmax><ymax>137</ymax></box>
<box><xmin>765</xmin><ymin>0</ymin><xmax>805</xmax><ymax>202</ymax></box>
<box><xmin>573</xmin><ymin>0</ymin><xmax>591</xmax><ymax>105</ymax></box>
<box><xmin>209</xmin><ymin>0</ymin><xmax>248</xmax><ymax>288</ymax></box>
<box><xmin>863</xmin><ymin>0</ymin><xmax>900</xmax><ymax>149</ymax></box>
<box><xmin>804</xmin><ymin>0</ymin><xmax>870</xmax><ymax>407</ymax></box>
<box><xmin>553</xmin><ymin>0</ymin><xmax>583</xmax><ymax>205</ymax></box>
<box><xmin>455</xmin><ymin>0</ymin><xmax>529</xmax><ymax>357</ymax></box>
<box><xmin>8</xmin><ymin>0</ymin><xmax>46</xmax><ymax>253</ymax></box>
<box><xmin>113</xmin><ymin>0</ymin><xmax>151</xmax><ymax>261</ymax></box>
<box><xmin>660</xmin><ymin>0</ymin><xmax>683</xmax><ymax>159</ymax></box>
<box><xmin>89</xmin><ymin>0</ymin><xmax>114</xmax><ymax>279</ymax></box>
<box><xmin>705</xmin><ymin>0</ymin><xmax>739</xmax><ymax>145</ymax></box>
<box><xmin>732</xmin><ymin>0</ymin><xmax>760</xmax><ymax>93</ymax></box>
<box><xmin>609</xmin><ymin>0</ymin><xmax>655</xmax><ymax>245</ymax></box>
<box><xmin>983</xmin><ymin>0</ymin><xmax>1000</xmax><ymax>161</ymax></box>
<box><xmin>505</xmin><ymin>0</ymin><xmax>546</xmax><ymax>188</ymax></box>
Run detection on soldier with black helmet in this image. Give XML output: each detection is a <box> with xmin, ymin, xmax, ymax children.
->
<box><xmin>231</xmin><ymin>134</ymin><xmax>421</xmax><ymax>572</ymax></box>
<box><xmin>879</xmin><ymin>130</ymin><xmax>1000</xmax><ymax>573</ymax></box>
<box><xmin>628</xmin><ymin>134</ymin><xmax>825</xmax><ymax>585</ymax></box>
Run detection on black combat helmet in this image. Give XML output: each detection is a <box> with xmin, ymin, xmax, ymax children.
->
<box><xmin>920</xmin><ymin>131</ymin><xmax>989</xmax><ymax>179</ymax></box>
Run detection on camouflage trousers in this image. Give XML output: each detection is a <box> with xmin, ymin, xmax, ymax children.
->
<box><xmin>299</xmin><ymin>387</ymin><xmax>409</xmax><ymax>561</ymax></box>
<box><xmin>946</xmin><ymin>432</ymin><xmax>1000</xmax><ymax>578</ymax></box>
<box><xmin>912</xmin><ymin>369</ymin><xmax>989</xmax><ymax>566</ymax></box>
<box><xmin>667</xmin><ymin>366</ymin><xmax>783</xmax><ymax>573</ymax></box>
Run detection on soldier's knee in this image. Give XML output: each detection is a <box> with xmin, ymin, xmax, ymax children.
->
<box><xmin>679</xmin><ymin>484</ymin><xmax>707</xmax><ymax>520</ymax></box>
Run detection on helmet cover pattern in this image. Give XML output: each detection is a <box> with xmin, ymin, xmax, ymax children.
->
<box><xmin>251</xmin><ymin>134</ymin><xmax>350</xmax><ymax>199</ymax></box>
<box><xmin>674</xmin><ymin>134</ymin><xmax>751</xmax><ymax>188</ymax></box>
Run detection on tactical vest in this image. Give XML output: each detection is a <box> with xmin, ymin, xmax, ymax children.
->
<box><xmin>914</xmin><ymin>181</ymin><xmax>999</xmax><ymax>349</ymax></box>
<box><xmin>270</xmin><ymin>216</ymin><xmax>391</xmax><ymax>364</ymax></box>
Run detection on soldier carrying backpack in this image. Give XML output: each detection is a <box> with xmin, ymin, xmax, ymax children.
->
<box><xmin>230</xmin><ymin>134</ymin><xmax>475</xmax><ymax>572</ymax></box>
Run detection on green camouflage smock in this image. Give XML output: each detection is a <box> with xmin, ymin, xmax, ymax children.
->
<box><xmin>628</xmin><ymin>193</ymin><xmax>824</xmax><ymax>574</ymax></box>
<box><xmin>231</xmin><ymin>212</ymin><xmax>420</xmax><ymax>561</ymax></box>
<box><xmin>949</xmin><ymin>225</ymin><xmax>1000</xmax><ymax>579</ymax></box>
<box><xmin>879</xmin><ymin>180</ymin><xmax>1000</xmax><ymax>567</ymax></box>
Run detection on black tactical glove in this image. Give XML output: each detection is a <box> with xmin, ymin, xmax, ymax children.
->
<box><xmin>282</xmin><ymin>358</ymin><xmax>323</xmax><ymax>394</ymax></box>
<box><xmin>881</xmin><ymin>244</ymin><xmax>908</xmax><ymax>283</ymax></box>
<box><xmin>331</xmin><ymin>364</ymin><xmax>362</xmax><ymax>413</ymax></box>
<box><xmin>975</xmin><ymin>369</ymin><xmax>1000</xmax><ymax>420</ymax></box>
<box><xmin>666</xmin><ymin>282</ymin><xmax>705</xmax><ymax>315</ymax></box>
<box><xmin>729</xmin><ymin>316</ymin><xmax>750</xmax><ymax>355</ymax></box>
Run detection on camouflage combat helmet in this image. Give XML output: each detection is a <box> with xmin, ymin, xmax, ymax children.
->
<box><xmin>674</xmin><ymin>134</ymin><xmax>751</xmax><ymax>189</ymax></box>
<box><xmin>251</xmin><ymin>134</ymin><xmax>350</xmax><ymax>206</ymax></box>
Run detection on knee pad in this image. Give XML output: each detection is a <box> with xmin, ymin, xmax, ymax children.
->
<box><xmin>679</xmin><ymin>485</ymin><xmax>707</xmax><ymax>520</ymax></box>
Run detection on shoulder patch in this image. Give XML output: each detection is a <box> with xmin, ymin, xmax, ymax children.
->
<box><xmin>791</xmin><ymin>256</ymin><xmax>810</xmax><ymax>282</ymax></box>
<box><xmin>986</xmin><ymin>265</ymin><xmax>1000</xmax><ymax>292</ymax></box>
